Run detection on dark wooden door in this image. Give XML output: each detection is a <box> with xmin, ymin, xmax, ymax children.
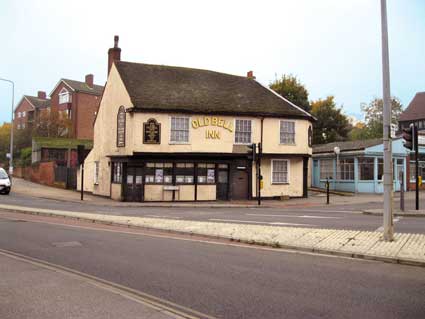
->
<box><xmin>125</xmin><ymin>167</ymin><xmax>144</xmax><ymax>202</ymax></box>
<box><xmin>231</xmin><ymin>168</ymin><xmax>249</xmax><ymax>200</ymax></box>
<box><xmin>217</xmin><ymin>169</ymin><xmax>229</xmax><ymax>200</ymax></box>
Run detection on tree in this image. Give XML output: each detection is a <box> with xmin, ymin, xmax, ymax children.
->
<box><xmin>0</xmin><ymin>122</ymin><xmax>11</xmax><ymax>168</ymax></box>
<box><xmin>311</xmin><ymin>96</ymin><xmax>351</xmax><ymax>144</ymax></box>
<box><xmin>348</xmin><ymin>122</ymin><xmax>371</xmax><ymax>141</ymax></box>
<box><xmin>359</xmin><ymin>97</ymin><xmax>403</xmax><ymax>139</ymax></box>
<box><xmin>33</xmin><ymin>109</ymin><xmax>73</xmax><ymax>138</ymax></box>
<box><xmin>269</xmin><ymin>74</ymin><xmax>310</xmax><ymax>111</ymax></box>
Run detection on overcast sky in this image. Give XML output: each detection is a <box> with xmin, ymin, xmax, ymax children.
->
<box><xmin>0</xmin><ymin>0</ymin><xmax>424</xmax><ymax>124</ymax></box>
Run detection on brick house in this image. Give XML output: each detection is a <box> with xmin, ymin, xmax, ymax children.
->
<box><xmin>49</xmin><ymin>75</ymin><xmax>104</xmax><ymax>139</ymax></box>
<box><xmin>14</xmin><ymin>91</ymin><xmax>50</xmax><ymax>131</ymax></box>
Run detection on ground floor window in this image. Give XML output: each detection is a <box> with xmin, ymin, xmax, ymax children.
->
<box><xmin>175</xmin><ymin>163</ymin><xmax>194</xmax><ymax>184</ymax></box>
<box><xmin>358</xmin><ymin>157</ymin><xmax>374</xmax><ymax>180</ymax></box>
<box><xmin>320</xmin><ymin>159</ymin><xmax>333</xmax><ymax>180</ymax></box>
<box><xmin>410</xmin><ymin>161</ymin><xmax>425</xmax><ymax>182</ymax></box>
<box><xmin>271</xmin><ymin>159</ymin><xmax>289</xmax><ymax>184</ymax></box>
<box><xmin>112</xmin><ymin>162</ymin><xmax>122</xmax><ymax>183</ymax></box>
<box><xmin>94</xmin><ymin>161</ymin><xmax>99</xmax><ymax>185</ymax></box>
<box><xmin>197</xmin><ymin>163</ymin><xmax>216</xmax><ymax>184</ymax></box>
<box><xmin>338</xmin><ymin>158</ymin><xmax>354</xmax><ymax>180</ymax></box>
<box><xmin>145</xmin><ymin>163</ymin><xmax>173</xmax><ymax>184</ymax></box>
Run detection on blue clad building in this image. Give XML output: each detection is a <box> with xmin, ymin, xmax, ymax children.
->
<box><xmin>312</xmin><ymin>138</ymin><xmax>409</xmax><ymax>193</ymax></box>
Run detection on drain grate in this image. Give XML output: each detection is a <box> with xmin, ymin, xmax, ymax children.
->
<box><xmin>52</xmin><ymin>241</ymin><xmax>82</xmax><ymax>248</ymax></box>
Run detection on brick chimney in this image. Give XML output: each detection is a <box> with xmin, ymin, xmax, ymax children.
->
<box><xmin>108</xmin><ymin>35</ymin><xmax>121</xmax><ymax>75</ymax></box>
<box><xmin>37</xmin><ymin>91</ymin><xmax>46</xmax><ymax>99</ymax></box>
<box><xmin>85</xmin><ymin>74</ymin><xmax>94</xmax><ymax>88</ymax></box>
<box><xmin>247</xmin><ymin>71</ymin><xmax>255</xmax><ymax>79</ymax></box>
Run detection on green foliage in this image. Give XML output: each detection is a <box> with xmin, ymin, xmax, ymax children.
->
<box><xmin>19</xmin><ymin>147</ymin><xmax>32</xmax><ymax>166</ymax></box>
<box><xmin>33</xmin><ymin>137</ymin><xmax>93</xmax><ymax>149</ymax></box>
<box><xmin>0</xmin><ymin>122</ymin><xmax>11</xmax><ymax>168</ymax></box>
<box><xmin>269</xmin><ymin>74</ymin><xmax>310</xmax><ymax>112</ymax></box>
<box><xmin>357</xmin><ymin>97</ymin><xmax>403</xmax><ymax>139</ymax></box>
<box><xmin>311</xmin><ymin>96</ymin><xmax>351</xmax><ymax>144</ymax></box>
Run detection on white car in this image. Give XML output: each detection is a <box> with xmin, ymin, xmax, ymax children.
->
<box><xmin>0</xmin><ymin>168</ymin><xmax>11</xmax><ymax>195</ymax></box>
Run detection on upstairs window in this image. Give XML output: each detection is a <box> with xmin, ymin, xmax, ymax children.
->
<box><xmin>170</xmin><ymin>117</ymin><xmax>189</xmax><ymax>143</ymax></box>
<box><xmin>235</xmin><ymin>119</ymin><xmax>252</xmax><ymax>144</ymax></box>
<box><xmin>22</xmin><ymin>111</ymin><xmax>26</xmax><ymax>117</ymax></box>
<box><xmin>280</xmin><ymin>121</ymin><xmax>295</xmax><ymax>144</ymax></box>
<box><xmin>59</xmin><ymin>88</ymin><xmax>71</xmax><ymax>104</ymax></box>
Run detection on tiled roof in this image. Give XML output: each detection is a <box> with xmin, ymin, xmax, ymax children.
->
<box><xmin>399</xmin><ymin>92</ymin><xmax>425</xmax><ymax>122</ymax></box>
<box><xmin>62</xmin><ymin>79</ymin><xmax>104</xmax><ymax>96</ymax></box>
<box><xmin>25</xmin><ymin>95</ymin><xmax>51</xmax><ymax>109</ymax></box>
<box><xmin>313</xmin><ymin>138</ymin><xmax>383</xmax><ymax>154</ymax></box>
<box><xmin>115</xmin><ymin>61</ymin><xmax>314</xmax><ymax>120</ymax></box>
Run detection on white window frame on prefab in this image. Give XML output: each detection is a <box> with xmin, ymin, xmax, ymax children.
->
<box><xmin>271</xmin><ymin>159</ymin><xmax>290</xmax><ymax>184</ymax></box>
<box><xmin>94</xmin><ymin>161</ymin><xmax>99</xmax><ymax>185</ymax></box>
<box><xmin>59</xmin><ymin>88</ymin><xmax>71</xmax><ymax>104</ymax></box>
<box><xmin>280</xmin><ymin>120</ymin><xmax>295</xmax><ymax>145</ymax></box>
<box><xmin>234</xmin><ymin>119</ymin><xmax>252</xmax><ymax>144</ymax></box>
<box><xmin>170</xmin><ymin>116</ymin><xmax>190</xmax><ymax>144</ymax></box>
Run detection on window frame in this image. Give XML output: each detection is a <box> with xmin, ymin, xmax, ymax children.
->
<box><xmin>169</xmin><ymin>116</ymin><xmax>190</xmax><ymax>144</ymax></box>
<box><xmin>234</xmin><ymin>119</ymin><xmax>252</xmax><ymax>145</ymax></box>
<box><xmin>271</xmin><ymin>159</ymin><xmax>290</xmax><ymax>184</ymax></box>
<box><xmin>280</xmin><ymin>120</ymin><xmax>296</xmax><ymax>145</ymax></box>
<box><xmin>59</xmin><ymin>88</ymin><xmax>71</xmax><ymax>105</ymax></box>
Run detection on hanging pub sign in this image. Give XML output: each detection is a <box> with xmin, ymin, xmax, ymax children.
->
<box><xmin>143</xmin><ymin>118</ymin><xmax>161</xmax><ymax>144</ymax></box>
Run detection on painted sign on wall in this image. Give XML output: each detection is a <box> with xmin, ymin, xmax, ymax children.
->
<box><xmin>143</xmin><ymin>118</ymin><xmax>161</xmax><ymax>144</ymax></box>
<box><xmin>192</xmin><ymin>117</ymin><xmax>233</xmax><ymax>140</ymax></box>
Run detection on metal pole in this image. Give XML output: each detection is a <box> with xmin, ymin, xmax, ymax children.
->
<box><xmin>326</xmin><ymin>178</ymin><xmax>330</xmax><ymax>205</ymax></box>
<box><xmin>0</xmin><ymin>78</ymin><xmax>14</xmax><ymax>175</ymax></box>
<box><xmin>380</xmin><ymin>0</ymin><xmax>394</xmax><ymax>241</ymax></box>
<box><xmin>400</xmin><ymin>171</ymin><xmax>404</xmax><ymax>212</ymax></box>
<box><xmin>415</xmin><ymin>133</ymin><xmax>419</xmax><ymax>210</ymax></box>
<box><xmin>81</xmin><ymin>163</ymin><xmax>84</xmax><ymax>201</ymax></box>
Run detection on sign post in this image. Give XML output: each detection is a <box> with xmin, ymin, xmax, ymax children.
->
<box><xmin>77</xmin><ymin>145</ymin><xmax>86</xmax><ymax>201</ymax></box>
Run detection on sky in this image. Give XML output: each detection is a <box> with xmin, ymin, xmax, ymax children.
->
<box><xmin>0</xmin><ymin>0</ymin><xmax>424</xmax><ymax>124</ymax></box>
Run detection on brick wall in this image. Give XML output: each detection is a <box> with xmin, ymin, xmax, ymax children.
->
<box><xmin>74</xmin><ymin>92</ymin><xmax>101</xmax><ymax>139</ymax></box>
<box><xmin>14</xmin><ymin>98</ymin><xmax>34</xmax><ymax>130</ymax></box>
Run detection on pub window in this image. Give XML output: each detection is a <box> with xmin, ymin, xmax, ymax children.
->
<box><xmin>235</xmin><ymin>119</ymin><xmax>252</xmax><ymax>144</ymax></box>
<box><xmin>117</xmin><ymin>106</ymin><xmax>126</xmax><ymax>147</ymax></box>
<box><xmin>272</xmin><ymin>159</ymin><xmax>289</xmax><ymax>184</ymax></box>
<box><xmin>320</xmin><ymin>159</ymin><xmax>333</xmax><ymax>180</ymax></box>
<box><xmin>59</xmin><ymin>88</ymin><xmax>71</xmax><ymax>104</ymax></box>
<box><xmin>175</xmin><ymin>163</ymin><xmax>194</xmax><ymax>184</ymax></box>
<box><xmin>280</xmin><ymin>121</ymin><xmax>295</xmax><ymax>144</ymax></box>
<box><xmin>145</xmin><ymin>163</ymin><xmax>172</xmax><ymax>184</ymax></box>
<box><xmin>94</xmin><ymin>161</ymin><xmax>99</xmax><ymax>185</ymax></box>
<box><xmin>170</xmin><ymin>117</ymin><xmax>189</xmax><ymax>143</ymax></box>
<box><xmin>358</xmin><ymin>157</ymin><xmax>374</xmax><ymax>180</ymax></box>
<box><xmin>197</xmin><ymin>163</ymin><xmax>215</xmax><ymax>184</ymax></box>
<box><xmin>112</xmin><ymin>162</ymin><xmax>122</xmax><ymax>183</ymax></box>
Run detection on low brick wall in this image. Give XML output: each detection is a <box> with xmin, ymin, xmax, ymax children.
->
<box><xmin>14</xmin><ymin>162</ymin><xmax>58</xmax><ymax>187</ymax></box>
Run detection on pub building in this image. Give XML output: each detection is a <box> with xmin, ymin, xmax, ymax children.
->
<box><xmin>79</xmin><ymin>36</ymin><xmax>315</xmax><ymax>202</ymax></box>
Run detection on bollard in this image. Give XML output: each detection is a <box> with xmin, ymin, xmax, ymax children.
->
<box><xmin>400</xmin><ymin>171</ymin><xmax>404</xmax><ymax>212</ymax></box>
<box><xmin>326</xmin><ymin>178</ymin><xmax>330</xmax><ymax>205</ymax></box>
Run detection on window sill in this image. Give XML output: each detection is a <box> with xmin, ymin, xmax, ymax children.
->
<box><xmin>169</xmin><ymin>142</ymin><xmax>190</xmax><ymax>145</ymax></box>
<box><xmin>271</xmin><ymin>182</ymin><xmax>289</xmax><ymax>185</ymax></box>
<box><xmin>279</xmin><ymin>143</ymin><xmax>296</xmax><ymax>146</ymax></box>
<box><xmin>234</xmin><ymin>143</ymin><xmax>252</xmax><ymax>146</ymax></box>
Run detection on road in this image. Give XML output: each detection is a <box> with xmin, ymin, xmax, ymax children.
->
<box><xmin>2</xmin><ymin>192</ymin><xmax>425</xmax><ymax>233</ymax></box>
<box><xmin>0</xmin><ymin>211</ymin><xmax>424</xmax><ymax>319</ymax></box>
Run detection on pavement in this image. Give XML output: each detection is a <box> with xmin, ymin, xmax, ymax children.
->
<box><xmin>1</xmin><ymin>212</ymin><xmax>425</xmax><ymax>319</ymax></box>
<box><xmin>1</xmin><ymin>202</ymin><xmax>425</xmax><ymax>267</ymax></box>
<box><xmin>0</xmin><ymin>252</ymin><xmax>187</xmax><ymax>319</ymax></box>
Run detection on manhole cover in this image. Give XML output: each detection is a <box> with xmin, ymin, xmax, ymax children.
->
<box><xmin>52</xmin><ymin>241</ymin><xmax>82</xmax><ymax>248</ymax></box>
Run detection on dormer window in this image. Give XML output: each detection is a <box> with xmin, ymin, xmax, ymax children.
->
<box><xmin>59</xmin><ymin>88</ymin><xmax>71</xmax><ymax>104</ymax></box>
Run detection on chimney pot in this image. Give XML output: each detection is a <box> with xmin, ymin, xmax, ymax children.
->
<box><xmin>247</xmin><ymin>71</ymin><xmax>255</xmax><ymax>79</ymax></box>
<box><xmin>37</xmin><ymin>91</ymin><xmax>46</xmax><ymax>99</ymax></box>
<box><xmin>85</xmin><ymin>74</ymin><xmax>94</xmax><ymax>88</ymax></box>
<box><xmin>108</xmin><ymin>35</ymin><xmax>122</xmax><ymax>75</ymax></box>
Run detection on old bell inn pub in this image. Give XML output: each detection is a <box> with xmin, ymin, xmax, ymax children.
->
<box><xmin>80</xmin><ymin>36</ymin><xmax>314</xmax><ymax>202</ymax></box>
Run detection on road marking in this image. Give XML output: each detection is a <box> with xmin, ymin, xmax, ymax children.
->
<box><xmin>0</xmin><ymin>248</ymin><xmax>216</xmax><ymax>319</ymax></box>
<box><xmin>209</xmin><ymin>218</ymin><xmax>316</xmax><ymax>227</ymax></box>
<box><xmin>246</xmin><ymin>213</ymin><xmax>341</xmax><ymax>219</ymax></box>
<box><xmin>145</xmin><ymin>215</ymin><xmax>181</xmax><ymax>219</ymax></box>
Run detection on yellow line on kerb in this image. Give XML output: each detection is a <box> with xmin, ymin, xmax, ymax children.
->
<box><xmin>0</xmin><ymin>248</ymin><xmax>217</xmax><ymax>319</ymax></box>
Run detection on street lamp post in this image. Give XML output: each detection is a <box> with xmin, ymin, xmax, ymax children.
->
<box><xmin>380</xmin><ymin>0</ymin><xmax>394</xmax><ymax>241</ymax></box>
<box><xmin>334</xmin><ymin>146</ymin><xmax>340</xmax><ymax>191</ymax></box>
<box><xmin>0</xmin><ymin>78</ymin><xmax>15</xmax><ymax>175</ymax></box>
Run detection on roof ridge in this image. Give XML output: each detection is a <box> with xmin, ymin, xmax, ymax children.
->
<box><xmin>116</xmin><ymin>60</ymin><xmax>248</xmax><ymax>79</ymax></box>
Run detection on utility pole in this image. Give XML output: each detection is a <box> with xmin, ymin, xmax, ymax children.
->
<box><xmin>380</xmin><ymin>0</ymin><xmax>394</xmax><ymax>241</ymax></box>
<box><xmin>0</xmin><ymin>78</ymin><xmax>15</xmax><ymax>176</ymax></box>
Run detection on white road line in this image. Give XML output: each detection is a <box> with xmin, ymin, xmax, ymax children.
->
<box><xmin>209</xmin><ymin>218</ymin><xmax>316</xmax><ymax>227</ymax></box>
<box><xmin>279</xmin><ymin>209</ymin><xmax>361</xmax><ymax>214</ymax></box>
<box><xmin>246</xmin><ymin>214</ymin><xmax>341</xmax><ymax>219</ymax></box>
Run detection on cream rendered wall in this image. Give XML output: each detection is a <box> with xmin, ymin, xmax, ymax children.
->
<box><xmin>111</xmin><ymin>183</ymin><xmax>122</xmax><ymax>201</ymax></box>
<box><xmin>83</xmin><ymin>64</ymin><xmax>134</xmax><ymax>196</ymax></box>
<box><xmin>197</xmin><ymin>185</ymin><xmax>216</xmax><ymax>200</ymax></box>
<box><xmin>252</xmin><ymin>157</ymin><xmax>304</xmax><ymax>197</ymax></box>
<box><xmin>130</xmin><ymin>114</ymin><xmax>312</xmax><ymax>155</ymax></box>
